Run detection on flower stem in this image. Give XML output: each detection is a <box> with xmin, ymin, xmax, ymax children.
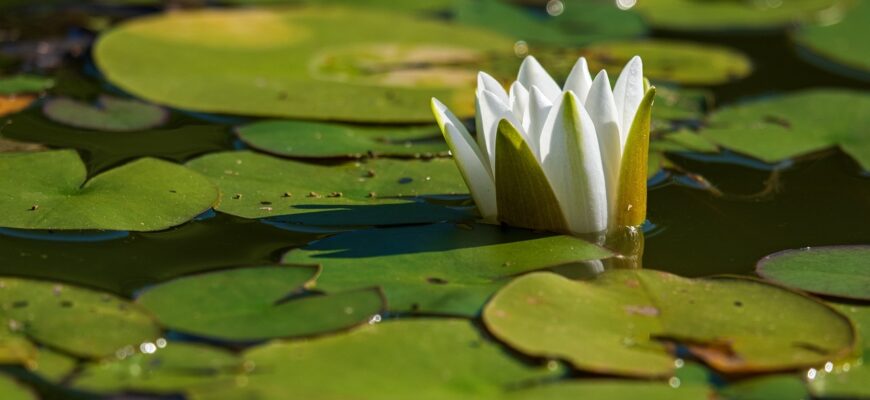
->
<box><xmin>604</xmin><ymin>225</ymin><xmax>644</xmax><ymax>269</ymax></box>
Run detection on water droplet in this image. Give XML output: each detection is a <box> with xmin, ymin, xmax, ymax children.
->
<box><xmin>824</xmin><ymin>361</ymin><xmax>834</xmax><ymax>373</ymax></box>
<box><xmin>156</xmin><ymin>338</ymin><xmax>167</xmax><ymax>348</ymax></box>
<box><xmin>674</xmin><ymin>358</ymin><xmax>684</xmax><ymax>368</ymax></box>
<box><xmin>668</xmin><ymin>377</ymin><xmax>681</xmax><ymax>388</ymax></box>
<box><xmin>807</xmin><ymin>368</ymin><xmax>818</xmax><ymax>380</ymax></box>
<box><xmin>546</xmin><ymin>360</ymin><xmax>559</xmax><ymax>371</ymax></box>
<box><xmin>616</xmin><ymin>0</ymin><xmax>637</xmax><ymax>11</ymax></box>
<box><xmin>513</xmin><ymin>41</ymin><xmax>529</xmax><ymax>57</ymax></box>
<box><xmin>368</xmin><ymin>314</ymin><xmax>382</xmax><ymax>325</ymax></box>
<box><xmin>344</xmin><ymin>306</ymin><xmax>354</xmax><ymax>314</ymax></box>
<box><xmin>140</xmin><ymin>342</ymin><xmax>157</xmax><ymax>354</ymax></box>
<box><xmin>545</xmin><ymin>0</ymin><xmax>564</xmax><ymax>16</ymax></box>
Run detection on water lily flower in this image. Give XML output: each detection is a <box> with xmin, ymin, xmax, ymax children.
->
<box><xmin>431</xmin><ymin>55</ymin><xmax>655</xmax><ymax>234</ymax></box>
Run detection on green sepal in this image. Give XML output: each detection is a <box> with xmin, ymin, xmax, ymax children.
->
<box><xmin>615</xmin><ymin>86</ymin><xmax>656</xmax><ymax>228</ymax></box>
<box><xmin>495</xmin><ymin>119</ymin><xmax>568</xmax><ymax>232</ymax></box>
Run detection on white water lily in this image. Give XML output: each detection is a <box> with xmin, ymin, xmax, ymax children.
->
<box><xmin>431</xmin><ymin>55</ymin><xmax>655</xmax><ymax>234</ymax></box>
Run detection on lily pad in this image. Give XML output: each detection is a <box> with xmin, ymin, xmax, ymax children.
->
<box><xmin>187</xmin><ymin>319</ymin><xmax>561</xmax><ymax>400</ymax></box>
<box><xmin>0</xmin><ymin>276</ymin><xmax>160</xmax><ymax>360</ymax></box>
<box><xmin>0</xmin><ymin>150</ymin><xmax>219</xmax><ymax>231</ymax></box>
<box><xmin>0</xmin><ymin>75</ymin><xmax>53</xmax><ymax>95</ymax></box>
<box><xmin>94</xmin><ymin>7</ymin><xmax>512</xmax><ymax>122</ymax></box>
<box><xmin>794</xmin><ymin>0</ymin><xmax>870</xmax><ymax>81</ymax></box>
<box><xmin>137</xmin><ymin>265</ymin><xmax>384</xmax><ymax>341</ymax></box>
<box><xmin>72</xmin><ymin>342</ymin><xmax>239</xmax><ymax>394</ymax></box>
<box><xmin>27</xmin><ymin>348</ymin><xmax>77</xmax><ymax>383</ymax></box>
<box><xmin>282</xmin><ymin>222</ymin><xmax>611</xmax><ymax>316</ymax></box>
<box><xmin>581</xmin><ymin>40</ymin><xmax>752</xmax><ymax>85</ymax></box>
<box><xmin>483</xmin><ymin>271</ymin><xmax>855</xmax><ymax>377</ymax></box>
<box><xmin>757</xmin><ymin>246</ymin><xmax>870</xmax><ymax>300</ymax></box>
<box><xmin>700</xmin><ymin>90</ymin><xmax>870</xmax><ymax>170</ymax></box>
<box><xmin>719</xmin><ymin>375</ymin><xmax>809</xmax><ymax>400</ymax></box>
<box><xmin>0</xmin><ymin>95</ymin><xmax>35</xmax><ymax>117</ymax></box>
<box><xmin>236</xmin><ymin>120</ymin><xmax>447</xmax><ymax>158</ymax></box>
<box><xmin>506</xmin><ymin>380</ymin><xmax>710</xmax><ymax>400</ymax></box>
<box><xmin>186</xmin><ymin>150</ymin><xmax>467</xmax><ymax>222</ymax></box>
<box><xmin>0</xmin><ymin>138</ymin><xmax>47</xmax><ymax>154</ymax></box>
<box><xmin>0</xmin><ymin>375</ymin><xmax>35</xmax><ymax>400</ymax></box>
<box><xmin>633</xmin><ymin>0</ymin><xmax>848</xmax><ymax>31</ymax></box>
<box><xmin>807</xmin><ymin>303</ymin><xmax>870</xmax><ymax>399</ymax></box>
<box><xmin>43</xmin><ymin>95</ymin><xmax>169</xmax><ymax>132</ymax></box>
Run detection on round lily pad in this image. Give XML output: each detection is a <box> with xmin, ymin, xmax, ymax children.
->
<box><xmin>0</xmin><ymin>95</ymin><xmax>35</xmax><ymax>117</ymax></box>
<box><xmin>137</xmin><ymin>265</ymin><xmax>384</xmax><ymax>341</ymax></box>
<box><xmin>0</xmin><ymin>75</ymin><xmax>53</xmax><ymax>95</ymax></box>
<box><xmin>483</xmin><ymin>270</ymin><xmax>856</xmax><ymax>377</ymax></box>
<box><xmin>43</xmin><ymin>95</ymin><xmax>169</xmax><ymax>132</ymax></box>
<box><xmin>72</xmin><ymin>341</ymin><xmax>239</xmax><ymax>394</ymax></box>
<box><xmin>236</xmin><ymin>120</ymin><xmax>447</xmax><ymax>158</ymax></box>
<box><xmin>700</xmin><ymin>90</ymin><xmax>870</xmax><ymax>170</ymax></box>
<box><xmin>0</xmin><ymin>276</ymin><xmax>160</xmax><ymax>360</ymax></box>
<box><xmin>581</xmin><ymin>40</ymin><xmax>752</xmax><ymax>85</ymax></box>
<box><xmin>0</xmin><ymin>375</ymin><xmax>35</xmax><ymax>400</ymax></box>
<box><xmin>282</xmin><ymin>222</ymin><xmax>612</xmax><ymax>316</ymax></box>
<box><xmin>757</xmin><ymin>246</ymin><xmax>870</xmax><ymax>300</ymax></box>
<box><xmin>187</xmin><ymin>319</ymin><xmax>562</xmax><ymax>400</ymax></box>
<box><xmin>794</xmin><ymin>0</ymin><xmax>870</xmax><ymax>81</ymax></box>
<box><xmin>94</xmin><ymin>7</ymin><xmax>513</xmax><ymax>122</ymax></box>
<box><xmin>633</xmin><ymin>0</ymin><xmax>848</xmax><ymax>31</ymax></box>
<box><xmin>0</xmin><ymin>150</ymin><xmax>219</xmax><ymax>231</ymax></box>
<box><xmin>718</xmin><ymin>375</ymin><xmax>809</xmax><ymax>400</ymax></box>
<box><xmin>807</xmin><ymin>303</ymin><xmax>870</xmax><ymax>399</ymax></box>
<box><xmin>186</xmin><ymin>150</ymin><xmax>468</xmax><ymax>223</ymax></box>
<box><xmin>506</xmin><ymin>380</ymin><xmax>710</xmax><ymax>400</ymax></box>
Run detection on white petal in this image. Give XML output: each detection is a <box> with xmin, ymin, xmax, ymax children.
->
<box><xmin>612</xmin><ymin>56</ymin><xmax>644</xmax><ymax>147</ymax></box>
<box><xmin>476</xmin><ymin>89</ymin><xmax>521</xmax><ymax>173</ymax></box>
<box><xmin>585</xmin><ymin>70</ymin><xmax>621</xmax><ymax>221</ymax></box>
<box><xmin>524</xmin><ymin>85</ymin><xmax>552</xmax><ymax>161</ymax></box>
<box><xmin>539</xmin><ymin>91</ymin><xmax>608</xmax><ymax>234</ymax></box>
<box><xmin>508</xmin><ymin>82</ymin><xmax>529</xmax><ymax>126</ymax></box>
<box><xmin>477</xmin><ymin>72</ymin><xmax>508</xmax><ymax>104</ymax></box>
<box><xmin>563</xmin><ymin>57</ymin><xmax>593</xmax><ymax>104</ymax></box>
<box><xmin>517</xmin><ymin>56</ymin><xmax>561</xmax><ymax>103</ymax></box>
<box><xmin>431</xmin><ymin>98</ymin><xmax>497</xmax><ymax>221</ymax></box>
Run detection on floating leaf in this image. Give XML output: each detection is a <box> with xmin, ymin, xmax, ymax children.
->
<box><xmin>483</xmin><ymin>271</ymin><xmax>855</xmax><ymax>376</ymax></box>
<box><xmin>94</xmin><ymin>7</ymin><xmax>512</xmax><ymax>122</ymax></box>
<box><xmin>0</xmin><ymin>276</ymin><xmax>160</xmax><ymax>360</ymax></box>
<box><xmin>0</xmin><ymin>374</ymin><xmax>35</xmax><ymax>400</ymax></box>
<box><xmin>0</xmin><ymin>75</ymin><xmax>53</xmax><ymax>95</ymax></box>
<box><xmin>0</xmin><ymin>95</ymin><xmax>34</xmax><ymax>117</ymax></box>
<box><xmin>794</xmin><ymin>0</ymin><xmax>870</xmax><ymax>81</ymax></box>
<box><xmin>282</xmin><ymin>222</ymin><xmax>611</xmax><ymax>316</ymax></box>
<box><xmin>42</xmin><ymin>95</ymin><xmax>169</xmax><ymax>132</ymax></box>
<box><xmin>505</xmin><ymin>380</ymin><xmax>710</xmax><ymax>400</ymax></box>
<box><xmin>236</xmin><ymin>120</ymin><xmax>447</xmax><ymax>158</ymax></box>
<box><xmin>186</xmin><ymin>150</ymin><xmax>467</xmax><ymax>223</ymax></box>
<box><xmin>137</xmin><ymin>265</ymin><xmax>384</xmax><ymax>341</ymax></box>
<box><xmin>72</xmin><ymin>342</ymin><xmax>239</xmax><ymax>394</ymax></box>
<box><xmin>807</xmin><ymin>303</ymin><xmax>870</xmax><ymax>399</ymax></box>
<box><xmin>653</xmin><ymin>86</ymin><xmax>713</xmax><ymax>123</ymax></box>
<box><xmin>27</xmin><ymin>348</ymin><xmax>77</xmax><ymax>383</ymax></box>
<box><xmin>757</xmin><ymin>246</ymin><xmax>870</xmax><ymax>300</ymax></box>
<box><xmin>581</xmin><ymin>40</ymin><xmax>752</xmax><ymax>85</ymax></box>
<box><xmin>0</xmin><ymin>138</ymin><xmax>47</xmax><ymax>154</ymax></box>
<box><xmin>701</xmin><ymin>90</ymin><xmax>870</xmax><ymax>170</ymax></box>
<box><xmin>633</xmin><ymin>0</ymin><xmax>848</xmax><ymax>30</ymax></box>
<box><xmin>0</xmin><ymin>150</ymin><xmax>219</xmax><ymax>231</ymax></box>
<box><xmin>719</xmin><ymin>375</ymin><xmax>810</xmax><ymax>400</ymax></box>
<box><xmin>187</xmin><ymin>319</ymin><xmax>561</xmax><ymax>400</ymax></box>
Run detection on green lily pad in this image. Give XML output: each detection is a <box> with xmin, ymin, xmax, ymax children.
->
<box><xmin>236</xmin><ymin>120</ymin><xmax>447</xmax><ymax>158</ymax></box>
<box><xmin>757</xmin><ymin>246</ymin><xmax>870</xmax><ymax>300</ymax></box>
<box><xmin>483</xmin><ymin>271</ymin><xmax>856</xmax><ymax>377</ymax></box>
<box><xmin>506</xmin><ymin>380</ymin><xmax>710</xmax><ymax>400</ymax></box>
<box><xmin>700</xmin><ymin>90</ymin><xmax>870</xmax><ymax>170</ymax></box>
<box><xmin>72</xmin><ymin>341</ymin><xmax>239</xmax><ymax>394</ymax></box>
<box><xmin>0</xmin><ymin>150</ymin><xmax>219</xmax><ymax>231</ymax></box>
<box><xmin>0</xmin><ymin>138</ymin><xmax>47</xmax><ymax>154</ymax></box>
<box><xmin>28</xmin><ymin>348</ymin><xmax>77</xmax><ymax>383</ymax></box>
<box><xmin>187</xmin><ymin>319</ymin><xmax>561</xmax><ymax>400</ymax></box>
<box><xmin>653</xmin><ymin>86</ymin><xmax>713</xmax><ymax>123</ymax></box>
<box><xmin>0</xmin><ymin>276</ymin><xmax>160</xmax><ymax>360</ymax></box>
<box><xmin>633</xmin><ymin>0</ymin><xmax>849</xmax><ymax>31</ymax></box>
<box><xmin>94</xmin><ymin>7</ymin><xmax>512</xmax><ymax>122</ymax></box>
<box><xmin>719</xmin><ymin>375</ymin><xmax>810</xmax><ymax>400</ymax></box>
<box><xmin>0</xmin><ymin>375</ymin><xmax>35</xmax><ymax>400</ymax></box>
<box><xmin>137</xmin><ymin>265</ymin><xmax>384</xmax><ymax>341</ymax></box>
<box><xmin>807</xmin><ymin>303</ymin><xmax>870</xmax><ymax>398</ymax></box>
<box><xmin>581</xmin><ymin>40</ymin><xmax>752</xmax><ymax>85</ymax></box>
<box><xmin>1</xmin><ymin>111</ymin><xmax>232</xmax><ymax>174</ymax></box>
<box><xmin>43</xmin><ymin>95</ymin><xmax>169</xmax><ymax>132</ymax></box>
<box><xmin>794</xmin><ymin>0</ymin><xmax>870</xmax><ymax>80</ymax></box>
<box><xmin>0</xmin><ymin>75</ymin><xmax>53</xmax><ymax>95</ymax></box>
<box><xmin>186</xmin><ymin>150</ymin><xmax>467</xmax><ymax>222</ymax></box>
<box><xmin>282</xmin><ymin>222</ymin><xmax>611</xmax><ymax>316</ymax></box>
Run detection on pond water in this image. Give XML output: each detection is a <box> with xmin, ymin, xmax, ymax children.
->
<box><xmin>0</xmin><ymin>1</ymin><xmax>868</xmax><ymax>399</ymax></box>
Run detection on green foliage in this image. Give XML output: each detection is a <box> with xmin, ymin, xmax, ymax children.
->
<box><xmin>43</xmin><ymin>95</ymin><xmax>169</xmax><ymax>132</ymax></box>
<box><xmin>758</xmin><ymin>246</ymin><xmax>870</xmax><ymax>300</ymax></box>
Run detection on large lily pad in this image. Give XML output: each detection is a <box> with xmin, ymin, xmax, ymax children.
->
<box><xmin>757</xmin><ymin>246</ymin><xmax>870</xmax><ymax>300</ymax></box>
<box><xmin>719</xmin><ymin>375</ymin><xmax>809</xmax><ymax>400</ymax></box>
<box><xmin>236</xmin><ymin>120</ymin><xmax>447</xmax><ymax>158</ymax></box>
<box><xmin>43</xmin><ymin>95</ymin><xmax>169</xmax><ymax>132</ymax></box>
<box><xmin>137</xmin><ymin>265</ymin><xmax>384</xmax><ymax>341</ymax></box>
<box><xmin>807</xmin><ymin>303</ymin><xmax>870</xmax><ymax>399</ymax></box>
<box><xmin>282</xmin><ymin>222</ymin><xmax>611</xmax><ymax>316</ymax></box>
<box><xmin>633</xmin><ymin>0</ymin><xmax>849</xmax><ymax>31</ymax></box>
<box><xmin>505</xmin><ymin>380</ymin><xmax>710</xmax><ymax>400</ymax></box>
<box><xmin>794</xmin><ymin>0</ymin><xmax>870</xmax><ymax>81</ymax></box>
<box><xmin>72</xmin><ymin>342</ymin><xmax>239</xmax><ymax>394</ymax></box>
<box><xmin>581</xmin><ymin>40</ymin><xmax>752</xmax><ymax>85</ymax></box>
<box><xmin>188</xmin><ymin>319</ymin><xmax>561</xmax><ymax>400</ymax></box>
<box><xmin>0</xmin><ymin>75</ymin><xmax>53</xmax><ymax>95</ymax></box>
<box><xmin>0</xmin><ymin>375</ymin><xmax>35</xmax><ymax>400</ymax></box>
<box><xmin>483</xmin><ymin>271</ymin><xmax>856</xmax><ymax>376</ymax></box>
<box><xmin>700</xmin><ymin>90</ymin><xmax>870</xmax><ymax>170</ymax></box>
<box><xmin>186</xmin><ymin>150</ymin><xmax>467</xmax><ymax>222</ymax></box>
<box><xmin>0</xmin><ymin>150</ymin><xmax>219</xmax><ymax>231</ymax></box>
<box><xmin>0</xmin><ymin>95</ymin><xmax>35</xmax><ymax>117</ymax></box>
<box><xmin>94</xmin><ymin>7</ymin><xmax>513</xmax><ymax>122</ymax></box>
<box><xmin>0</xmin><ymin>276</ymin><xmax>160</xmax><ymax>361</ymax></box>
